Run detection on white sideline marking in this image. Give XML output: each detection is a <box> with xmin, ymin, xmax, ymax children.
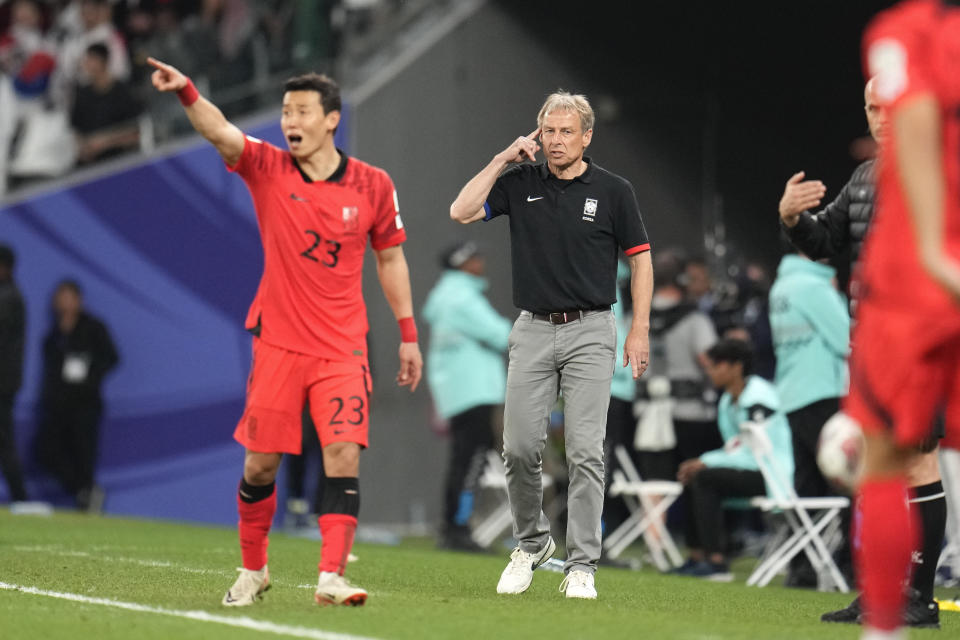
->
<box><xmin>0</xmin><ymin>582</ymin><xmax>382</xmax><ymax>640</ymax></box>
<box><xmin>13</xmin><ymin>546</ymin><xmax>315</xmax><ymax>590</ymax></box>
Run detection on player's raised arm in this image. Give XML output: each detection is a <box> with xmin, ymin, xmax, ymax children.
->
<box><xmin>373</xmin><ymin>245</ymin><xmax>423</xmax><ymax>391</ymax></box>
<box><xmin>147</xmin><ymin>57</ymin><xmax>245</xmax><ymax>166</ymax></box>
<box><xmin>449</xmin><ymin>128</ymin><xmax>540</xmax><ymax>224</ymax></box>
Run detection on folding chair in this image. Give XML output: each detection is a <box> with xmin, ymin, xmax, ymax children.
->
<box><xmin>472</xmin><ymin>450</ymin><xmax>555</xmax><ymax>548</ymax></box>
<box><xmin>739</xmin><ymin>421</ymin><xmax>851</xmax><ymax>592</ymax></box>
<box><xmin>603</xmin><ymin>445</ymin><xmax>684</xmax><ymax>571</ymax></box>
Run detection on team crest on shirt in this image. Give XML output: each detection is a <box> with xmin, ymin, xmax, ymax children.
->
<box><xmin>342</xmin><ymin>206</ymin><xmax>359</xmax><ymax>232</ymax></box>
<box><xmin>583</xmin><ymin>198</ymin><xmax>598</xmax><ymax>222</ymax></box>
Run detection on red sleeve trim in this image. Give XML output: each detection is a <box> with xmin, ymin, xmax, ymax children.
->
<box><xmin>625</xmin><ymin>243</ymin><xmax>650</xmax><ymax>256</ymax></box>
<box><xmin>371</xmin><ymin>230</ymin><xmax>407</xmax><ymax>252</ymax></box>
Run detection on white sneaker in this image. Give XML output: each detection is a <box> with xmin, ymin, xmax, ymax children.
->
<box><xmin>222</xmin><ymin>566</ymin><xmax>270</xmax><ymax>606</ymax></box>
<box><xmin>559</xmin><ymin>570</ymin><xmax>597</xmax><ymax>600</ymax></box>
<box><xmin>314</xmin><ymin>571</ymin><xmax>368</xmax><ymax>606</ymax></box>
<box><xmin>496</xmin><ymin>537</ymin><xmax>557</xmax><ymax>594</ymax></box>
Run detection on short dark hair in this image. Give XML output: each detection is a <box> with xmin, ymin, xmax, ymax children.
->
<box><xmin>54</xmin><ymin>279</ymin><xmax>83</xmax><ymax>297</ymax></box>
<box><xmin>0</xmin><ymin>245</ymin><xmax>14</xmax><ymax>270</ymax></box>
<box><xmin>283</xmin><ymin>73</ymin><xmax>341</xmax><ymax>115</ymax></box>
<box><xmin>652</xmin><ymin>250</ymin><xmax>684</xmax><ymax>289</ymax></box>
<box><xmin>706</xmin><ymin>338</ymin><xmax>754</xmax><ymax>377</ymax></box>
<box><xmin>85</xmin><ymin>42</ymin><xmax>110</xmax><ymax>64</ymax></box>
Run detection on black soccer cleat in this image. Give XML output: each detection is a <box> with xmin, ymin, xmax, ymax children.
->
<box><xmin>820</xmin><ymin>596</ymin><xmax>861</xmax><ymax>624</ymax></box>
<box><xmin>820</xmin><ymin>591</ymin><xmax>939</xmax><ymax>629</ymax></box>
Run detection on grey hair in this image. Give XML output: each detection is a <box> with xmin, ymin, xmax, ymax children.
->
<box><xmin>536</xmin><ymin>91</ymin><xmax>595</xmax><ymax>133</ymax></box>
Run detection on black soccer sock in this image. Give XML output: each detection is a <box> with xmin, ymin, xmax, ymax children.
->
<box><xmin>319</xmin><ymin>476</ymin><xmax>360</xmax><ymax>517</ymax></box>
<box><xmin>909</xmin><ymin>480</ymin><xmax>946</xmax><ymax>603</ymax></box>
<box><xmin>238</xmin><ymin>478</ymin><xmax>276</xmax><ymax>503</ymax></box>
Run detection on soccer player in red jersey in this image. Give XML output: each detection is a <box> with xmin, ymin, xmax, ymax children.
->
<box><xmin>147</xmin><ymin>57</ymin><xmax>423</xmax><ymax>608</ymax></box>
<box><xmin>852</xmin><ymin>1</ymin><xmax>960</xmax><ymax>637</ymax></box>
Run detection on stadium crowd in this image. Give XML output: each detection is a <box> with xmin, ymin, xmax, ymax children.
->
<box><xmin>0</xmin><ymin>0</ymin><xmax>342</xmax><ymax>194</ymax></box>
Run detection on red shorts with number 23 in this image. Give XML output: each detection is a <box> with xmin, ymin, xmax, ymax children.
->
<box><xmin>234</xmin><ymin>338</ymin><xmax>372</xmax><ymax>453</ymax></box>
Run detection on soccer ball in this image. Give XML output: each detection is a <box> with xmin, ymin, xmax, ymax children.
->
<box><xmin>816</xmin><ymin>412</ymin><xmax>865</xmax><ymax>492</ymax></box>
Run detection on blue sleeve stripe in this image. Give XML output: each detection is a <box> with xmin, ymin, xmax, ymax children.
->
<box><xmin>483</xmin><ymin>201</ymin><xmax>493</xmax><ymax>221</ymax></box>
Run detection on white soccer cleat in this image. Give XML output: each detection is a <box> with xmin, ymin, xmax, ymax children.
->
<box><xmin>222</xmin><ymin>566</ymin><xmax>270</xmax><ymax>606</ymax></box>
<box><xmin>496</xmin><ymin>537</ymin><xmax>556</xmax><ymax>594</ymax></box>
<box><xmin>314</xmin><ymin>571</ymin><xmax>368</xmax><ymax>606</ymax></box>
<box><xmin>559</xmin><ymin>569</ymin><xmax>597</xmax><ymax>600</ymax></box>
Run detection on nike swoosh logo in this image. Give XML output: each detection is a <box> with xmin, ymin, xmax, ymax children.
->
<box><xmin>526</xmin><ymin>196</ymin><xmax>544</xmax><ymax>202</ymax></box>
<box><xmin>290</xmin><ymin>193</ymin><xmax>308</xmax><ymax>202</ymax></box>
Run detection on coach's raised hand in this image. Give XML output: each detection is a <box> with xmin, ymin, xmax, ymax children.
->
<box><xmin>450</xmin><ymin>128</ymin><xmax>541</xmax><ymax>224</ymax></box>
<box><xmin>779</xmin><ymin>171</ymin><xmax>826</xmax><ymax>227</ymax></box>
<box><xmin>496</xmin><ymin>128</ymin><xmax>541</xmax><ymax>165</ymax></box>
<box><xmin>146</xmin><ymin>57</ymin><xmax>188</xmax><ymax>92</ymax></box>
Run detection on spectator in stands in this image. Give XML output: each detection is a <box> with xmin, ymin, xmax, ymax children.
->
<box><xmin>423</xmin><ymin>241</ymin><xmax>511</xmax><ymax>551</ymax></box>
<box><xmin>0</xmin><ymin>0</ymin><xmax>57</xmax><ymax>194</ymax></box>
<box><xmin>0</xmin><ymin>245</ymin><xmax>29</xmax><ymax>504</ymax></box>
<box><xmin>56</xmin><ymin>0</ymin><xmax>130</xmax><ymax>101</ymax></box>
<box><xmin>36</xmin><ymin>279</ymin><xmax>118</xmax><ymax>512</ymax></box>
<box><xmin>634</xmin><ymin>249</ymin><xmax>719</xmax><ymax>482</ymax></box>
<box><xmin>70</xmin><ymin>42</ymin><xmax>142</xmax><ymax>164</ymax></box>
<box><xmin>674</xmin><ymin>338</ymin><xmax>793</xmax><ymax>581</ymax></box>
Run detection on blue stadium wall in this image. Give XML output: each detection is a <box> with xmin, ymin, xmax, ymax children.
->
<box><xmin>0</xmin><ymin>113</ymin><xmax>349</xmax><ymax>524</ymax></box>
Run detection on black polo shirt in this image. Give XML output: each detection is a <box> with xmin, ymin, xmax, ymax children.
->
<box><xmin>483</xmin><ymin>158</ymin><xmax>650</xmax><ymax>314</ymax></box>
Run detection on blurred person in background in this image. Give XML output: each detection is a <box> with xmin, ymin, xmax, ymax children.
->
<box><xmin>0</xmin><ymin>0</ymin><xmax>57</xmax><ymax>194</ymax></box>
<box><xmin>634</xmin><ymin>249</ymin><xmax>719</xmax><ymax>483</ymax></box>
<box><xmin>844</xmin><ymin>2</ymin><xmax>960</xmax><ymax>634</ymax></box>
<box><xmin>601</xmin><ymin>258</ymin><xmax>636</xmax><ymax>535</ymax></box>
<box><xmin>683</xmin><ymin>257</ymin><xmax>717</xmax><ymax>317</ymax></box>
<box><xmin>780</xmin><ymin>76</ymin><xmax>946</xmax><ymax>626</ymax></box>
<box><xmin>70</xmin><ymin>42</ymin><xmax>141</xmax><ymax>164</ymax></box>
<box><xmin>55</xmin><ymin>0</ymin><xmax>130</xmax><ymax>102</ymax></box>
<box><xmin>423</xmin><ymin>241</ymin><xmax>511</xmax><ymax>552</ymax></box>
<box><xmin>674</xmin><ymin>338</ymin><xmax>792</xmax><ymax>581</ymax></box>
<box><xmin>36</xmin><ymin>279</ymin><xmax>118</xmax><ymax>512</ymax></box>
<box><xmin>769</xmin><ymin>244</ymin><xmax>851</xmax><ymax>589</ymax></box>
<box><xmin>0</xmin><ymin>245</ymin><xmax>29</xmax><ymax>504</ymax></box>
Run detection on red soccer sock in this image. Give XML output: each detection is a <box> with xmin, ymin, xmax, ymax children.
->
<box><xmin>855</xmin><ymin>476</ymin><xmax>919</xmax><ymax>631</ymax></box>
<box><xmin>237</xmin><ymin>483</ymin><xmax>277</xmax><ymax>571</ymax></box>
<box><xmin>318</xmin><ymin>514</ymin><xmax>357</xmax><ymax>575</ymax></box>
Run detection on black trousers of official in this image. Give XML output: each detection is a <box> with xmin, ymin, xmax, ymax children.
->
<box><xmin>685</xmin><ymin>467</ymin><xmax>766</xmax><ymax>556</ymax></box>
<box><xmin>0</xmin><ymin>393</ymin><xmax>28</xmax><ymax>501</ymax></box>
<box><xmin>443</xmin><ymin>404</ymin><xmax>496</xmax><ymax>531</ymax></box>
<box><xmin>36</xmin><ymin>397</ymin><xmax>102</xmax><ymax>499</ymax></box>
<box><xmin>602</xmin><ymin>397</ymin><xmax>636</xmax><ymax>532</ymax></box>
<box><xmin>786</xmin><ymin>397</ymin><xmax>852</xmax><ymax>576</ymax></box>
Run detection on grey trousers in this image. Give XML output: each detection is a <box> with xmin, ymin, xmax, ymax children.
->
<box><xmin>502</xmin><ymin>309</ymin><xmax>616</xmax><ymax>574</ymax></box>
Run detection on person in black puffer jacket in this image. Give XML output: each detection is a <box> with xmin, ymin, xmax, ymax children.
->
<box><xmin>777</xmin><ymin>78</ymin><xmax>944</xmax><ymax>629</ymax></box>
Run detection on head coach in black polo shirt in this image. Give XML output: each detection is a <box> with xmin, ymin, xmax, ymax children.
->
<box><xmin>450</xmin><ymin>91</ymin><xmax>653</xmax><ymax>600</ymax></box>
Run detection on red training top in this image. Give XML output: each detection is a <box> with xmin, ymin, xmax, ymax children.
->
<box><xmin>228</xmin><ymin>134</ymin><xmax>406</xmax><ymax>360</ymax></box>
<box><xmin>859</xmin><ymin>0</ymin><xmax>960</xmax><ymax>312</ymax></box>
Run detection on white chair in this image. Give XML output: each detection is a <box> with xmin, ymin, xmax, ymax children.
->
<box><xmin>472</xmin><ymin>450</ymin><xmax>554</xmax><ymax>549</ymax></box>
<box><xmin>603</xmin><ymin>445</ymin><xmax>684</xmax><ymax>571</ymax></box>
<box><xmin>739</xmin><ymin>420</ymin><xmax>851</xmax><ymax>592</ymax></box>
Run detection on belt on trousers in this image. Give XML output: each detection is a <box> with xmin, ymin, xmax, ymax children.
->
<box><xmin>531</xmin><ymin>306</ymin><xmax>610</xmax><ymax>324</ymax></box>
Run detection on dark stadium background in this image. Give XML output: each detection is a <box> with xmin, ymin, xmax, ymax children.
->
<box><xmin>0</xmin><ymin>0</ymin><xmax>900</xmax><ymax>528</ymax></box>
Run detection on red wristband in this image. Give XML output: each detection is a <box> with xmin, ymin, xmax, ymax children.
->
<box><xmin>398</xmin><ymin>317</ymin><xmax>418</xmax><ymax>343</ymax></box>
<box><xmin>177</xmin><ymin>78</ymin><xmax>199</xmax><ymax>107</ymax></box>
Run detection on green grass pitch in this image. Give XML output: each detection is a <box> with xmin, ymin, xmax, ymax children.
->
<box><xmin>0</xmin><ymin>510</ymin><xmax>954</xmax><ymax>639</ymax></box>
